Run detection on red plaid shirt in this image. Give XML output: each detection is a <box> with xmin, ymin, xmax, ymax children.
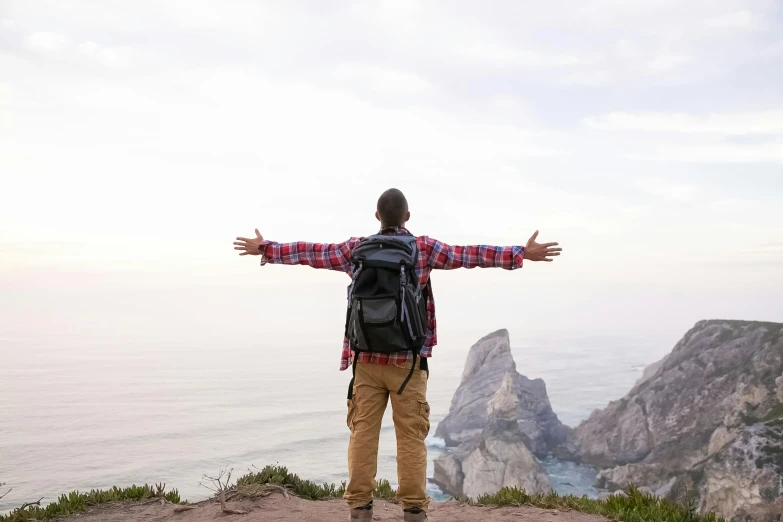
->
<box><xmin>259</xmin><ymin>227</ymin><xmax>525</xmax><ymax>370</ymax></box>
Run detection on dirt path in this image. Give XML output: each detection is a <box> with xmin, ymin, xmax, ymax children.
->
<box><xmin>61</xmin><ymin>495</ymin><xmax>610</xmax><ymax>522</ymax></box>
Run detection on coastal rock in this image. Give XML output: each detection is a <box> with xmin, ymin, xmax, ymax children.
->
<box><xmin>707</xmin><ymin>426</ymin><xmax>737</xmax><ymax>457</ymax></box>
<box><xmin>594</xmin><ymin>463</ymin><xmax>665</xmax><ymax>491</ymax></box>
<box><xmin>575</xmin><ymin>321</ymin><xmax>783</xmax><ymax>468</ymax></box>
<box><xmin>658</xmin><ymin>421</ymin><xmax>783</xmax><ymax>521</ymax></box>
<box><xmin>698</xmin><ymin>421</ymin><xmax>783</xmax><ymax>522</ymax></box>
<box><xmin>435</xmin><ymin>329</ymin><xmax>571</xmax><ymax>457</ymax></box>
<box><xmin>597</xmin><ymin>490</ymin><xmax>627</xmax><ymax>501</ymax></box>
<box><xmin>575</xmin><ymin>320</ymin><xmax>783</xmax><ymax>521</ymax></box>
<box><xmin>433</xmin><ymin>374</ymin><xmax>552</xmax><ymax>498</ymax></box>
<box><xmin>637</xmin><ymin>486</ymin><xmax>655</xmax><ymax>496</ymax></box>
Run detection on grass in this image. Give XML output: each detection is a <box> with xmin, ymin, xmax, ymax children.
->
<box><xmin>470</xmin><ymin>485</ymin><xmax>729</xmax><ymax>522</ymax></box>
<box><xmin>236</xmin><ymin>465</ymin><xmax>346</xmax><ymax>500</ymax></box>
<box><xmin>0</xmin><ymin>484</ymin><xmax>181</xmax><ymax>522</ymax></box>
<box><xmin>235</xmin><ymin>464</ymin><xmax>395</xmax><ymax>502</ymax></box>
<box><xmin>1</xmin><ymin>466</ymin><xmax>728</xmax><ymax>522</ymax></box>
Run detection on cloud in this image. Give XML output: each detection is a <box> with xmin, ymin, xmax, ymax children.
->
<box><xmin>2</xmin><ymin>0</ymin><xmax>783</xmax><ymax>271</ymax></box>
<box><xmin>333</xmin><ymin>63</ymin><xmax>431</xmax><ymax>95</ymax></box>
<box><xmin>558</xmin><ymin>70</ymin><xmax>613</xmax><ymax>86</ymax></box>
<box><xmin>762</xmin><ymin>40</ymin><xmax>783</xmax><ymax>58</ymax></box>
<box><xmin>645</xmin><ymin>53</ymin><xmax>692</xmax><ymax>73</ymax></box>
<box><xmin>483</xmin><ymin>94</ymin><xmax>530</xmax><ymax>114</ymax></box>
<box><xmin>96</xmin><ymin>46</ymin><xmax>133</xmax><ymax>69</ymax></box>
<box><xmin>584</xmin><ymin>111</ymin><xmax>783</xmax><ymax>134</ymax></box>
<box><xmin>161</xmin><ymin>0</ymin><xmax>282</xmax><ymax>37</ymax></box>
<box><xmin>26</xmin><ymin>32</ymin><xmax>66</xmax><ymax>53</ymax></box>
<box><xmin>623</xmin><ymin>142</ymin><xmax>783</xmax><ymax>163</ymax></box>
<box><xmin>77</xmin><ymin>41</ymin><xmax>98</xmax><ymax>56</ymax></box>
<box><xmin>705</xmin><ymin>10</ymin><xmax>762</xmax><ymax>30</ymax></box>
<box><xmin>0</xmin><ymin>82</ymin><xmax>12</xmax><ymax>134</ymax></box>
<box><xmin>454</xmin><ymin>40</ymin><xmax>594</xmax><ymax>71</ymax></box>
<box><xmin>613</xmin><ymin>39</ymin><xmax>642</xmax><ymax>59</ymax></box>
<box><xmin>34</xmin><ymin>36</ymin><xmax>134</xmax><ymax>69</ymax></box>
<box><xmin>636</xmin><ymin>178</ymin><xmax>700</xmax><ymax>202</ymax></box>
<box><xmin>711</xmin><ymin>198</ymin><xmax>755</xmax><ymax>210</ymax></box>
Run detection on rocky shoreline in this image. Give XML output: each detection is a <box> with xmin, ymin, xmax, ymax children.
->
<box><xmin>432</xmin><ymin>321</ymin><xmax>783</xmax><ymax>522</ymax></box>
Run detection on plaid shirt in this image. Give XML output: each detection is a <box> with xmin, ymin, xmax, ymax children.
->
<box><xmin>259</xmin><ymin>227</ymin><xmax>525</xmax><ymax>370</ymax></box>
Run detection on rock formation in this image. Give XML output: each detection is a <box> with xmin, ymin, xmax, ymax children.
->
<box><xmin>574</xmin><ymin>320</ymin><xmax>783</xmax><ymax>521</ymax></box>
<box><xmin>432</xmin><ymin>330</ymin><xmax>569</xmax><ymax>498</ymax></box>
<box><xmin>433</xmin><ymin>374</ymin><xmax>553</xmax><ymax>498</ymax></box>
<box><xmin>435</xmin><ymin>329</ymin><xmax>573</xmax><ymax>457</ymax></box>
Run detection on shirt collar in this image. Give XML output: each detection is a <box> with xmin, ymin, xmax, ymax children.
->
<box><xmin>379</xmin><ymin>225</ymin><xmax>413</xmax><ymax>236</ymax></box>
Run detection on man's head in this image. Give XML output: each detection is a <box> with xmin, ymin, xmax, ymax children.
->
<box><xmin>375</xmin><ymin>188</ymin><xmax>410</xmax><ymax>229</ymax></box>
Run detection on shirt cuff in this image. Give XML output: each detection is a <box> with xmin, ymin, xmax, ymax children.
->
<box><xmin>512</xmin><ymin>246</ymin><xmax>524</xmax><ymax>269</ymax></box>
<box><xmin>258</xmin><ymin>241</ymin><xmax>274</xmax><ymax>266</ymax></box>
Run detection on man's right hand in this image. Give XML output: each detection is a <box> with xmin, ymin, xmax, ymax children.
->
<box><xmin>524</xmin><ymin>231</ymin><xmax>561</xmax><ymax>262</ymax></box>
<box><xmin>234</xmin><ymin>229</ymin><xmax>265</xmax><ymax>256</ymax></box>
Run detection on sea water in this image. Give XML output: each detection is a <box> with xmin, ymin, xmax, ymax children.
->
<box><xmin>0</xmin><ymin>330</ymin><xmax>672</xmax><ymax>512</ymax></box>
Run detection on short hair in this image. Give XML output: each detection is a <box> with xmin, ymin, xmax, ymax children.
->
<box><xmin>377</xmin><ymin>188</ymin><xmax>408</xmax><ymax>227</ymax></box>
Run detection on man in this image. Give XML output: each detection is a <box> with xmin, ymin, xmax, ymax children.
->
<box><xmin>234</xmin><ymin>188</ymin><xmax>561</xmax><ymax>521</ymax></box>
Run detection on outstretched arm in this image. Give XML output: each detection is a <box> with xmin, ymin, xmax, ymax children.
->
<box><xmin>234</xmin><ymin>229</ymin><xmax>359</xmax><ymax>273</ymax></box>
<box><xmin>424</xmin><ymin>230</ymin><xmax>561</xmax><ymax>270</ymax></box>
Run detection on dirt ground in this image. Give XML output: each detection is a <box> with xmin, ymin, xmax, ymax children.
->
<box><xmin>61</xmin><ymin>495</ymin><xmax>610</xmax><ymax>522</ymax></box>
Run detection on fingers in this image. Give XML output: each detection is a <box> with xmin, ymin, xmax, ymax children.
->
<box><xmin>527</xmin><ymin>230</ymin><xmax>539</xmax><ymax>244</ymax></box>
<box><xmin>255</xmin><ymin>228</ymin><xmax>263</xmax><ymax>239</ymax></box>
<box><xmin>541</xmin><ymin>242</ymin><xmax>559</xmax><ymax>247</ymax></box>
<box><xmin>528</xmin><ymin>247</ymin><xmax>562</xmax><ymax>261</ymax></box>
<box><xmin>236</xmin><ymin>237</ymin><xmax>252</xmax><ymax>242</ymax></box>
<box><xmin>239</xmin><ymin>252</ymin><xmax>248</xmax><ymax>256</ymax></box>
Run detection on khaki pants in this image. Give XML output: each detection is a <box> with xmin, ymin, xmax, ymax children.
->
<box><xmin>344</xmin><ymin>361</ymin><xmax>431</xmax><ymax>511</ymax></box>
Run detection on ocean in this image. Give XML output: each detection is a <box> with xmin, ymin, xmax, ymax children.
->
<box><xmin>0</xmin><ymin>329</ymin><xmax>673</xmax><ymax>513</ymax></box>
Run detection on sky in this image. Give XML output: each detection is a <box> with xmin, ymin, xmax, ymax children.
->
<box><xmin>1</xmin><ymin>0</ymin><xmax>782</xmax><ymax>349</ymax></box>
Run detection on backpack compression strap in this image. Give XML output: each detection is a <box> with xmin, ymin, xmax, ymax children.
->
<box><xmin>347</xmin><ymin>353</ymin><xmax>358</xmax><ymax>400</ymax></box>
<box><xmin>397</xmin><ymin>352</ymin><xmax>417</xmax><ymax>395</ymax></box>
<box><xmin>348</xmin><ymin>353</ymin><xmax>428</xmax><ymax>398</ymax></box>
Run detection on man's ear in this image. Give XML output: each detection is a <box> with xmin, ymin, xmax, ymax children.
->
<box><xmin>404</xmin><ymin>211</ymin><xmax>411</xmax><ymax>223</ymax></box>
<box><xmin>375</xmin><ymin>211</ymin><xmax>381</xmax><ymax>222</ymax></box>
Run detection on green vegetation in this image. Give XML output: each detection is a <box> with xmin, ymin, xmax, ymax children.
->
<box><xmin>470</xmin><ymin>485</ymin><xmax>729</xmax><ymax>522</ymax></box>
<box><xmin>759</xmin><ymin>403</ymin><xmax>783</xmax><ymax>423</ymax></box>
<box><xmin>0</xmin><ymin>484</ymin><xmax>180</xmax><ymax>522</ymax></box>
<box><xmin>236</xmin><ymin>465</ymin><xmax>397</xmax><ymax>502</ymax></box>
<box><xmin>2</xmin><ymin>466</ymin><xmax>728</xmax><ymax>522</ymax></box>
<box><xmin>236</xmin><ymin>464</ymin><xmax>346</xmax><ymax>500</ymax></box>
<box><xmin>742</xmin><ymin>402</ymin><xmax>783</xmax><ymax>426</ymax></box>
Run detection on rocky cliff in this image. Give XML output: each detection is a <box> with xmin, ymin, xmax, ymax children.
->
<box><xmin>432</xmin><ymin>329</ymin><xmax>569</xmax><ymax>498</ymax></box>
<box><xmin>575</xmin><ymin>320</ymin><xmax>783</xmax><ymax>521</ymax></box>
<box><xmin>433</xmin><ymin>374</ymin><xmax>553</xmax><ymax>498</ymax></box>
<box><xmin>435</xmin><ymin>329</ymin><xmax>572</xmax><ymax>457</ymax></box>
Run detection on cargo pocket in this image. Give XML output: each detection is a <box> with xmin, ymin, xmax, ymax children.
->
<box><xmin>416</xmin><ymin>399</ymin><xmax>431</xmax><ymax>440</ymax></box>
<box><xmin>347</xmin><ymin>399</ymin><xmax>356</xmax><ymax>432</ymax></box>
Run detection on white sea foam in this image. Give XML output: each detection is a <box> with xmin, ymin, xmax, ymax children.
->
<box><xmin>425</xmin><ymin>435</ymin><xmax>446</xmax><ymax>449</ymax></box>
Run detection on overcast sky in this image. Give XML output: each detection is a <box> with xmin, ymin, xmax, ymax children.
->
<box><xmin>1</xmin><ymin>0</ymin><xmax>782</xmax><ymax>348</ymax></box>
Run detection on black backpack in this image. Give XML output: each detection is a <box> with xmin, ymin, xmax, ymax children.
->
<box><xmin>345</xmin><ymin>234</ymin><xmax>427</xmax><ymax>397</ymax></box>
